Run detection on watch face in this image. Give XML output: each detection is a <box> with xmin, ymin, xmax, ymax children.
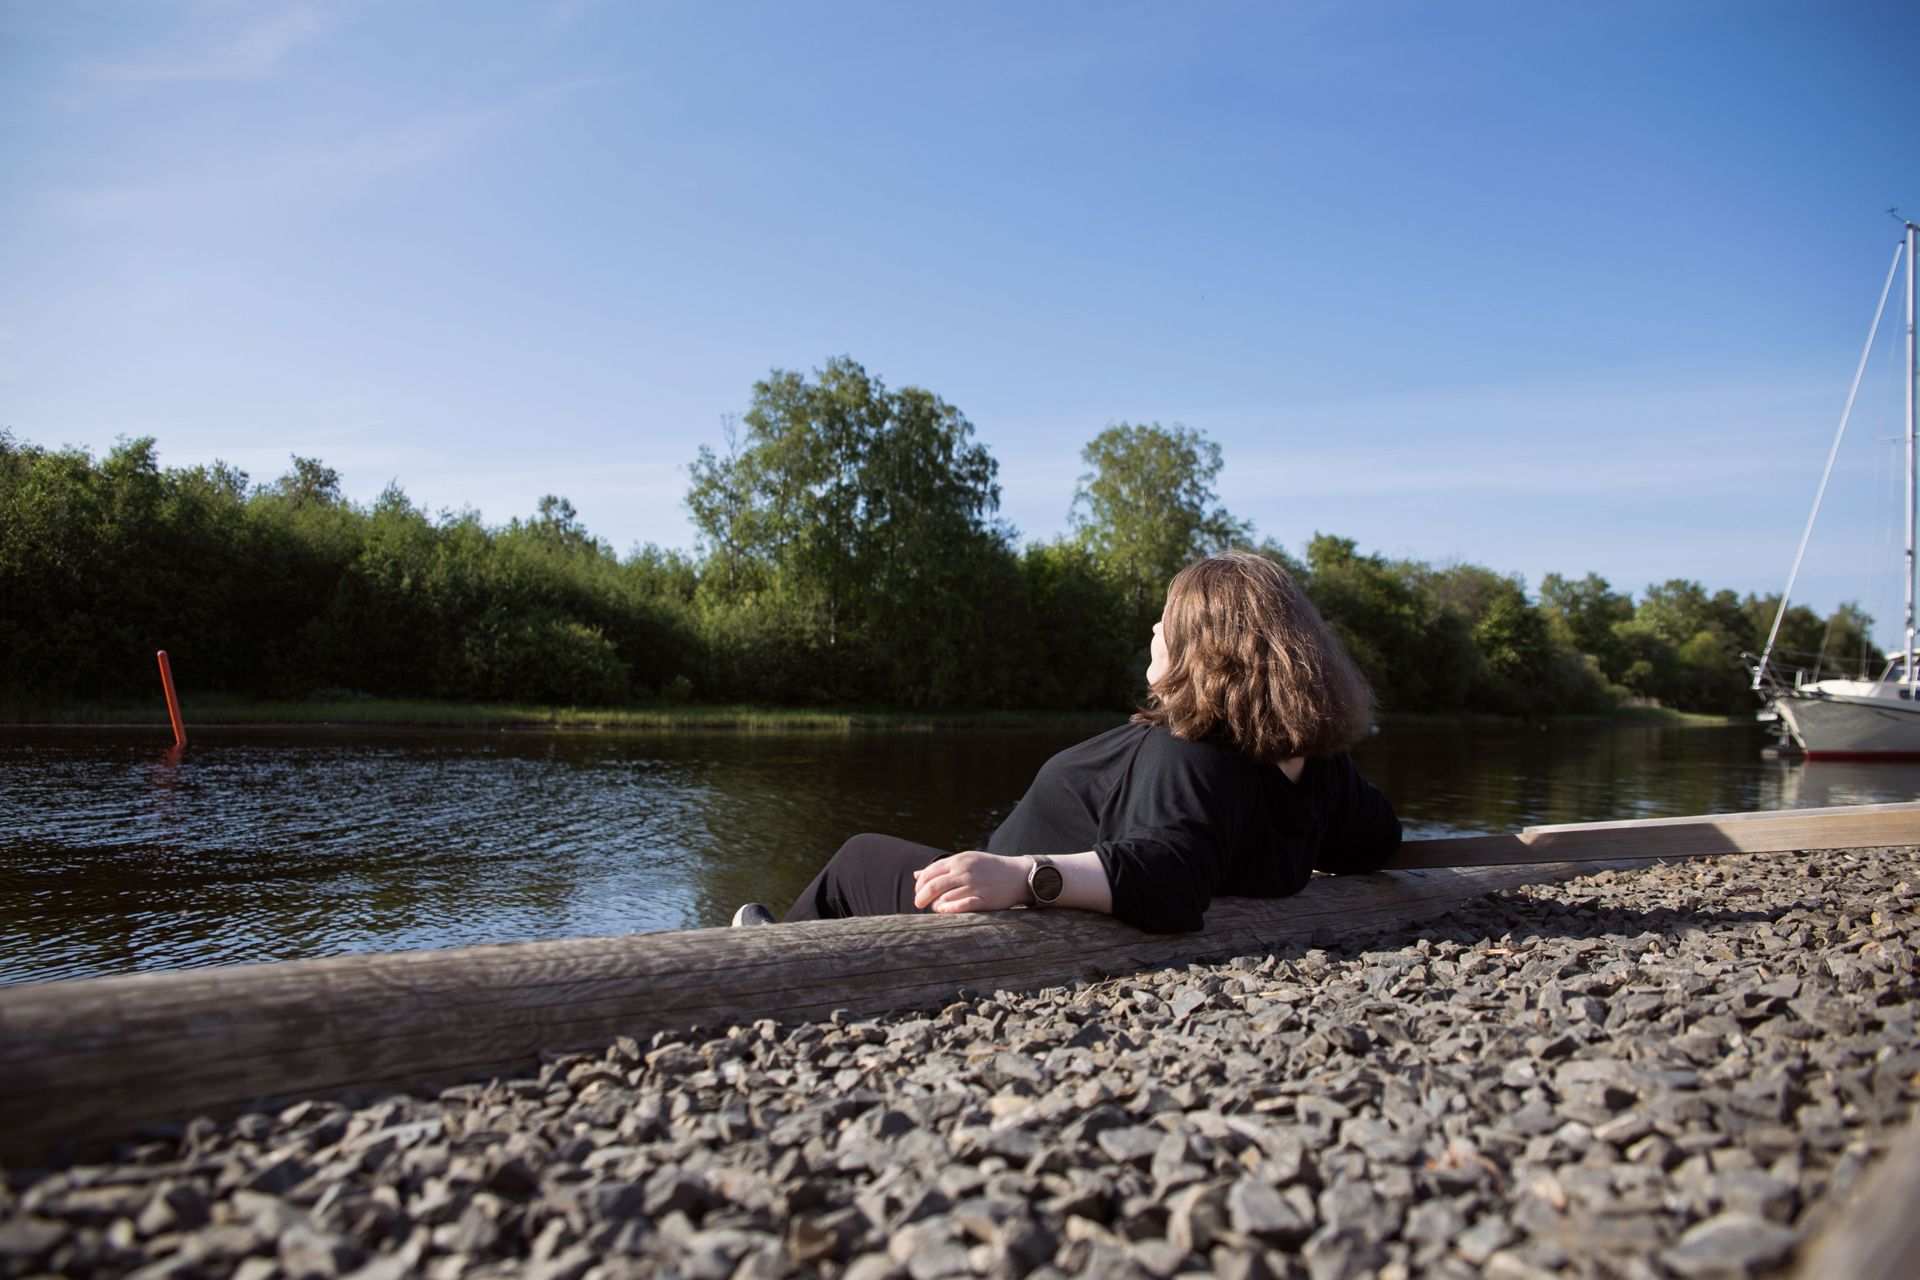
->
<box><xmin>1032</xmin><ymin>863</ymin><xmax>1065</xmax><ymax>902</ymax></box>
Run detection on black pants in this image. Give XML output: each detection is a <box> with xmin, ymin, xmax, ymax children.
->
<box><xmin>783</xmin><ymin>833</ymin><xmax>948</xmax><ymax>921</ymax></box>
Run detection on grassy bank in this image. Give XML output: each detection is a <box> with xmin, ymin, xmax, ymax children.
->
<box><xmin>0</xmin><ymin>694</ymin><xmax>1131</xmax><ymax>733</ymax></box>
<box><xmin>3</xmin><ymin>695</ymin><xmax>1747</xmax><ymax>733</ymax></box>
<box><xmin>1378</xmin><ymin>704</ymin><xmax>1746</xmax><ymax>728</ymax></box>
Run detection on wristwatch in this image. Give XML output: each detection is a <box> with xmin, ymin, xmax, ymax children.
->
<box><xmin>1027</xmin><ymin>855</ymin><xmax>1064</xmax><ymax>906</ymax></box>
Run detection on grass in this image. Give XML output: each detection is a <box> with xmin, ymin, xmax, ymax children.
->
<box><xmin>0</xmin><ymin>694</ymin><xmax>1130</xmax><ymax>733</ymax></box>
<box><xmin>1379</xmin><ymin>705</ymin><xmax>1745</xmax><ymax>729</ymax></box>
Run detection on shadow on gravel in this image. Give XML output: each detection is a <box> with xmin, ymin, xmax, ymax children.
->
<box><xmin>1308</xmin><ymin>898</ymin><xmax>1789</xmax><ymax>958</ymax></box>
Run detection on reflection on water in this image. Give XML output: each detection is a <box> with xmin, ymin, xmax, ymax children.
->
<box><xmin>3</xmin><ymin>722</ymin><xmax>1914</xmax><ymax>986</ymax></box>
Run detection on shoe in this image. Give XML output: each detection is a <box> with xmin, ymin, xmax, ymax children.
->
<box><xmin>730</xmin><ymin>902</ymin><xmax>776</xmax><ymax>927</ymax></box>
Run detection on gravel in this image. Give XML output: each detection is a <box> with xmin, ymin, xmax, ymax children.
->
<box><xmin>4</xmin><ymin>844</ymin><xmax>1917</xmax><ymax>1279</ymax></box>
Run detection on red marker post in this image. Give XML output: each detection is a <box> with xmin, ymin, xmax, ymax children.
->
<box><xmin>156</xmin><ymin>650</ymin><xmax>186</xmax><ymax>748</ymax></box>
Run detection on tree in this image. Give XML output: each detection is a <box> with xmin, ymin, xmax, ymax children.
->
<box><xmin>1070</xmin><ymin>422</ymin><xmax>1251</xmax><ymax>618</ymax></box>
<box><xmin>1540</xmin><ymin>572</ymin><xmax>1635</xmax><ymax>684</ymax></box>
<box><xmin>1300</xmin><ymin>534</ymin><xmax>1473</xmax><ymax>712</ymax></box>
<box><xmin>1011</xmin><ymin>540</ymin><xmax>1137</xmax><ymax>709</ymax></box>
<box><xmin>683</xmin><ymin>357</ymin><xmax>1007</xmax><ymax>703</ymax></box>
<box><xmin>1611</xmin><ymin>579</ymin><xmax>1751</xmax><ymax>712</ymax></box>
<box><xmin>267</xmin><ymin>456</ymin><xmax>343</xmax><ymax>507</ymax></box>
<box><xmin>1423</xmin><ymin>563</ymin><xmax>1554</xmax><ymax>714</ymax></box>
<box><xmin>685</xmin><ymin>414</ymin><xmax>762</xmax><ymax>597</ymax></box>
<box><xmin>1742</xmin><ymin>594</ymin><xmax>1883</xmax><ymax>682</ymax></box>
<box><xmin>1822</xmin><ymin>602</ymin><xmax>1885</xmax><ymax>676</ymax></box>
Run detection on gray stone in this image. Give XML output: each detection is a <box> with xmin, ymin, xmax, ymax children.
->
<box><xmin>1705</xmin><ymin>1168</ymin><xmax>1796</xmax><ymax>1222</ymax></box>
<box><xmin>1148</xmin><ymin>1132</ymin><xmax>1206</xmax><ymax>1190</ymax></box>
<box><xmin>1483</xmin><ymin>1250</ymin><xmax>1561</xmax><ymax>1280</ymax></box>
<box><xmin>278</xmin><ymin>1220</ymin><xmax>366</xmax><ymax>1275</ymax></box>
<box><xmin>1453</xmin><ymin>1215</ymin><xmax>1513</xmax><ymax>1267</ymax></box>
<box><xmin>1095</xmin><ymin>1126</ymin><xmax>1162</xmax><ymax>1168</ymax></box>
<box><xmin>1401</xmin><ymin>1196</ymin><xmax>1466</xmax><ymax>1249</ymax></box>
<box><xmin>1164</xmin><ymin>1180</ymin><xmax>1231</xmax><ymax>1254</ymax></box>
<box><xmin>905</xmin><ymin>1241</ymin><xmax>972</xmax><ymax>1279</ymax></box>
<box><xmin>1662</xmin><ymin>1211</ymin><xmax>1800</xmax><ymax>1277</ymax></box>
<box><xmin>1128</xmin><ymin>1237</ymin><xmax>1187</xmax><ymax>1278</ymax></box>
<box><xmin>0</xmin><ymin>1217</ymin><xmax>66</xmax><ymax>1261</ymax></box>
<box><xmin>1338</xmin><ymin>1116</ymin><xmax>1420</xmax><ymax>1164</ymax></box>
<box><xmin>1169</xmin><ymin>987</ymin><xmax>1209</xmax><ymax>1020</ymax></box>
<box><xmin>1593</xmin><ymin>1110</ymin><xmax>1653</xmax><ymax>1147</ymax></box>
<box><xmin>1227</xmin><ymin>1178</ymin><xmax>1310</xmax><ymax>1247</ymax></box>
<box><xmin>643</xmin><ymin>1167</ymin><xmax>715</xmax><ymax>1219</ymax></box>
<box><xmin>341</xmin><ymin>1254</ymin><xmax>416</xmax><ymax>1280</ymax></box>
<box><xmin>841</xmin><ymin>1252</ymin><xmax>902</xmax><ymax>1280</ymax></box>
<box><xmin>1209</xmin><ymin>1243</ymin><xmax>1280</xmax><ymax>1280</ymax></box>
<box><xmin>1316</xmin><ymin>1180</ymin><xmax>1392</xmax><ymax>1242</ymax></box>
<box><xmin>1302</xmin><ymin>1225</ymin><xmax>1385</xmax><ymax>1280</ymax></box>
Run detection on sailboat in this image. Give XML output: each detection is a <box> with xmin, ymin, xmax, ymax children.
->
<box><xmin>1751</xmin><ymin>220</ymin><xmax>1920</xmax><ymax>759</ymax></box>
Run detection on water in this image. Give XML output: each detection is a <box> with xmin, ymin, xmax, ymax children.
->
<box><xmin>3</xmin><ymin>721</ymin><xmax>1915</xmax><ymax>986</ymax></box>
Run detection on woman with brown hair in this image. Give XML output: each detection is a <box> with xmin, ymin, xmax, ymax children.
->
<box><xmin>743</xmin><ymin>551</ymin><xmax>1400</xmax><ymax>934</ymax></box>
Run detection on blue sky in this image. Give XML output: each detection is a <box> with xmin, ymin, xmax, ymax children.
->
<box><xmin>4</xmin><ymin>1</ymin><xmax>1920</xmax><ymax>645</ymax></box>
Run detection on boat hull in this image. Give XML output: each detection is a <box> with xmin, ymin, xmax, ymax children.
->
<box><xmin>1771</xmin><ymin>691</ymin><xmax>1920</xmax><ymax>759</ymax></box>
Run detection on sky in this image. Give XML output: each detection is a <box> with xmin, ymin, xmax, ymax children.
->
<box><xmin>4</xmin><ymin>1</ymin><xmax>1920</xmax><ymax>647</ymax></box>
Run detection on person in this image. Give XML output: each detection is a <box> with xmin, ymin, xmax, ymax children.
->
<box><xmin>732</xmin><ymin>551</ymin><xmax>1401</xmax><ymax>934</ymax></box>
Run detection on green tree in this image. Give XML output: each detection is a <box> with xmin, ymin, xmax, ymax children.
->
<box><xmin>1612</xmin><ymin>579</ymin><xmax>1750</xmax><ymax>712</ymax></box>
<box><xmin>1540</xmin><ymin>572</ymin><xmax>1635</xmax><ymax>684</ymax></box>
<box><xmin>1422</xmin><ymin>564</ymin><xmax>1556</xmax><ymax>714</ymax></box>
<box><xmin>267</xmin><ymin>455</ymin><xmax>344</xmax><ymax>507</ymax></box>
<box><xmin>1300</xmin><ymin>535</ymin><xmax>1473</xmax><ymax>712</ymax></box>
<box><xmin>683</xmin><ymin>357</ymin><xmax>1007</xmax><ymax>704</ymax></box>
<box><xmin>1070</xmin><ymin>423</ymin><xmax>1252</xmax><ymax>619</ymax></box>
<box><xmin>1822</xmin><ymin>602</ymin><xmax>1885</xmax><ymax>676</ymax></box>
<box><xmin>1012</xmin><ymin>540</ymin><xmax>1137</xmax><ymax>709</ymax></box>
<box><xmin>1742</xmin><ymin>594</ymin><xmax>1884</xmax><ymax>682</ymax></box>
<box><xmin>685</xmin><ymin>414</ymin><xmax>764</xmax><ymax>598</ymax></box>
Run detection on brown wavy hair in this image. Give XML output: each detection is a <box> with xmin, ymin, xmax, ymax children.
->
<box><xmin>1133</xmin><ymin>552</ymin><xmax>1375</xmax><ymax>763</ymax></box>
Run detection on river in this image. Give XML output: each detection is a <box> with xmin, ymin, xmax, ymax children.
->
<box><xmin>3</xmin><ymin>721</ymin><xmax>1914</xmax><ymax>986</ymax></box>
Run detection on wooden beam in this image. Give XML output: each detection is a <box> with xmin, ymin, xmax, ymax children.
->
<box><xmin>1791</xmin><ymin>1110</ymin><xmax>1920</xmax><ymax>1279</ymax></box>
<box><xmin>0</xmin><ymin>801</ymin><xmax>1909</xmax><ymax>1169</ymax></box>
<box><xmin>1385</xmin><ymin>801</ymin><xmax>1919</xmax><ymax>869</ymax></box>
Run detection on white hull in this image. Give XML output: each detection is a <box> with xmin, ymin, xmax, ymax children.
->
<box><xmin>1772</xmin><ymin>689</ymin><xmax>1920</xmax><ymax>758</ymax></box>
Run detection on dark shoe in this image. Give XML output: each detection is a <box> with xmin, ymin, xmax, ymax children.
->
<box><xmin>730</xmin><ymin>903</ymin><xmax>776</xmax><ymax>927</ymax></box>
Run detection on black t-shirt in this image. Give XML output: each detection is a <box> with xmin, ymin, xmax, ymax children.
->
<box><xmin>985</xmin><ymin>721</ymin><xmax>1401</xmax><ymax>933</ymax></box>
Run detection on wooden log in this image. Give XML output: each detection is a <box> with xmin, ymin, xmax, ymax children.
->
<box><xmin>0</xmin><ymin>861</ymin><xmax>1605</xmax><ymax>1168</ymax></box>
<box><xmin>1791</xmin><ymin>1108</ymin><xmax>1920</xmax><ymax>1279</ymax></box>
<box><xmin>0</xmin><ymin>801</ymin><xmax>1910</xmax><ymax>1169</ymax></box>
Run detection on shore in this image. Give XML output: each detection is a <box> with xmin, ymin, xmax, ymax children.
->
<box><xmin>0</xmin><ymin>697</ymin><xmax>1739</xmax><ymax>733</ymax></box>
<box><xmin>3</xmin><ymin>844</ymin><xmax>1913</xmax><ymax>1279</ymax></box>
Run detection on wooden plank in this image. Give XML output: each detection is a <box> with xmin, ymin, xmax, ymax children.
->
<box><xmin>0</xmin><ymin>801</ymin><xmax>1908</xmax><ymax>1169</ymax></box>
<box><xmin>1385</xmin><ymin>801</ymin><xmax>1920</xmax><ymax>869</ymax></box>
<box><xmin>0</xmin><ymin>859</ymin><xmax>1610</xmax><ymax>1168</ymax></box>
<box><xmin>1791</xmin><ymin>1109</ymin><xmax>1920</xmax><ymax>1279</ymax></box>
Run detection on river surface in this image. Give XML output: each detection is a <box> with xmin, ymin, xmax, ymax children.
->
<box><xmin>3</xmin><ymin>722</ymin><xmax>1916</xmax><ymax>986</ymax></box>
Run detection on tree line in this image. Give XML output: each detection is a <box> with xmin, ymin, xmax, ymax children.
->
<box><xmin>0</xmin><ymin>357</ymin><xmax>1882</xmax><ymax>716</ymax></box>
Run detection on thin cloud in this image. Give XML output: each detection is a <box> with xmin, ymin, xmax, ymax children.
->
<box><xmin>46</xmin><ymin>77</ymin><xmax>618</xmax><ymax>225</ymax></box>
<box><xmin>1224</xmin><ymin>443</ymin><xmax>1799</xmax><ymax>501</ymax></box>
<box><xmin>1213</xmin><ymin>372</ymin><xmax>1848</xmax><ymax>500</ymax></box>
<box><xmin>91</xmin><ymin>5</ymin><xmax>329</xmax><ymax>84</ymax></box>
<box><xmin>542</xmin><ymin>0</ymin><xmax>607</xmax><ymax>30</ymax></box>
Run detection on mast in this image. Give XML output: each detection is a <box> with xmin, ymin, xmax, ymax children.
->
<box><xmin>1908</xmin><ymin>220</ymin><xmax>1918</xmax><ymax>688</ymax></box>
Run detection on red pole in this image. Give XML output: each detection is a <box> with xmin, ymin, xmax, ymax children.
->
<box><xmin>156</xmin><ymin>650</ymin><xmax>186</xmax><ymax>748</ymax></box>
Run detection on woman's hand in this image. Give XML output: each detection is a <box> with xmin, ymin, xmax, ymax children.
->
<box><xmin>914</xmin><ymin>849</ymin><xmax>1117</xmax><ymax>915</ymax></box>
<box><xmin>912</xmin><ymin>851</ymin><xmax>1030</xmax><ymax>914</ymax></box>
